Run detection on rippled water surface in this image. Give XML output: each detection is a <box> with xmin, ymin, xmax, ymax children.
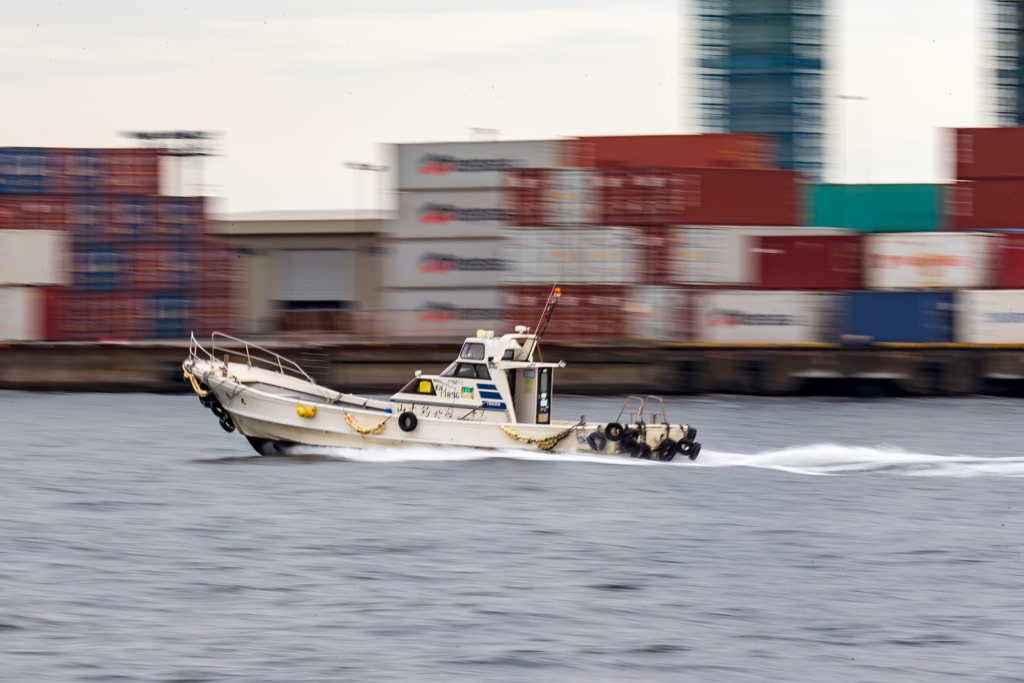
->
<box><xmin>2</xmin><ymin>391</ymin><xmax>1024</xmax><ymax>682</ymax></box>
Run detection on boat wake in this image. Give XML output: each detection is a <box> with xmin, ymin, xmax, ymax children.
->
<box><xmin>282</xmin><ymin>443</ymin><xmax>1024</xmax><ymax>477</ymax></box>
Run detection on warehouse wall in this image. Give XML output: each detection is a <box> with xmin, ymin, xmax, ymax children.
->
<box><xmin>209</xmin><ymin>215</ymin><xmax>386</xmax><ymax>333</ymax></box>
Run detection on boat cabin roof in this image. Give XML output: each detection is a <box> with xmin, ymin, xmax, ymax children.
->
<box><xmin>450</xmin><ymin>330</ymin><xmax>563</xmax><ymax>372</ymax></box>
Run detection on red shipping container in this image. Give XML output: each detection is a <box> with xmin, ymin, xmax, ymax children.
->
<box><xmin>0</xmin><ymin>196</ymin><xmax>66</xmax><ymax>230</ymax></box>
<box><xmin>504</xmin><ymin>169</ymin><xmax>547</xmax><ymax>226</ymax></box>
<box><xmin>596</xmin><ymin>168</ymin><xmax>799</xmax><ymax>227</ymax></box>
<box><xmin>675</xmin><ymin>168</ymin><xmax>799</xmax><ymax>226</ymax></box>
<box><xmin>195</xmin><ymin>292</ymin><xmax>239</xmax><ymax>336</ymax></box>
<box><xmin>568</xmin><ymin>134</ymin><xmax>777</xmax><ymax>170</ymax></box>
<box><xmin>755</xmin><ymin>235</ymin><xmax>863</xmax><ymax>290</ymax></box>
<box><xmin>106</xmin><ymin>148</ymin><xmax>161</xmax><ymax>196</ymax></box>
<box><xmin>634</xmin><ymin>226</ymin><xmax>673</xmax><ymax>286</ymax></box>
<box><xmin>955</xmin><ymin>127</ymin><xmax>1024</xmax><ymax>180</ymax></box>
<box><xmin>502</xmin><ymin>286</ymin><xmax>626</xmax><ymax>342</ymax></box>
<box><xmin>39</xmin><ymin>287</ymin><xmax>69</xmax><ymax>341</ymax></box>
<box><xmin>600</xmin><ymin>169</ymin><xmax>684</xmax><ymax>226</ymax></box>
<box><xmin>946</xmin><ymin>180</ymin><xmax>1024</xmax><ymax>231</ymax></box>
<box><xmin>995</xmin><ymin>234</ymin><xmax>1024</xmax><ymax>288</ymax></box>
<box><xmin>195</xmin><ymin>244</ymin><xmax>243</xmax><ymax>291</ymax></box>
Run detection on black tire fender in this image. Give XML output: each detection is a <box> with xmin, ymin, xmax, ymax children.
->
<box><xmin>604</xmin><ymin>422</ymin><xmax>624</xmax><ymax>441</ymax></box>
<box><xmin>632</xmin><ymin>442</ymin><xmax>653</xmax><ymax>459</ymax></box>
<box><xmin>655</xmin><ymin>438</ymin><xmax>678</xmax><ymax>462</ymax></box>
<box><xmin>398</xmin><ymin>412</ymin><xmax>418</xmax><ymax>432</ymax></box>
<box><xmin>219</xmin><ymin>416</ymin><xmax>235</xmax><ymax>433</ymax></box>
<box><xmin>619</xmin><ymin>428</ymin><xmax>640</xmax><ymax>453</ymax></box>
<box><xmin>686</xmin><ymin>442</ymin><xmax>702</xmax><ymax>461</ymax></box>
<box><xmin>586</xmin><ymin>431</ymin><xmax>608</xmax><ymax>452</ymax></box>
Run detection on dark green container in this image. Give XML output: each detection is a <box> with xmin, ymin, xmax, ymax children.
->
<box><xmin>804</xmin><ymin>184</ymin><xmax>945</xmax><ymax>232</ymax></box>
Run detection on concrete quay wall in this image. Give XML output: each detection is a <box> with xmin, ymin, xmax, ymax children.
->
<box><xmin>4</xmin><ymin>342</ymin><xmax>1024</xmax><ymax>397</ymax></box>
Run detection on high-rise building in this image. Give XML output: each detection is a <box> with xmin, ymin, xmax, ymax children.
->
<box><xmin>694</xmin><ymin>0</ymin><xmax>827</xmax><ymax>180</ymax></box>
<box><xmin>993</xmin><ymin>0</ymin><xmax>1024</xmax><ymax>126</ymax></box>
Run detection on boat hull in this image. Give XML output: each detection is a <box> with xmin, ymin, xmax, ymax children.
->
<box><xmin>186</xmin><ymin>357</ymin><xmax>697</xmax><ymax>460</ymax></box>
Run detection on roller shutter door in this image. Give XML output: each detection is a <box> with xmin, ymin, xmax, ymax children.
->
<box><xmin>273</xmin><ymin>249</ymin><xmax>355</xmax><ymax>302</ymax></box>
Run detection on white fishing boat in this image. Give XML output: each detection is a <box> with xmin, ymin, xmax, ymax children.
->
<box><xmin>182</xmin><ymin>289</ymin><xmax>700</xmax><ymax>461</ymax></box>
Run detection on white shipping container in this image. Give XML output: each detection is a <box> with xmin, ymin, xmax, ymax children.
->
<box><xmin>544</xmin><ymin>169</ymin><xmax>600</xmax><ymax>226</ymax></box>
<box><xmin>395</xmin><ymin>190</ymin><xmax>504</xmax><ymax>240</ymax></box>
<box><xmin>669</xmin><ymin>226</ymin><xmax>853</xmax><ymax>286</ymax></box>
<box><xmin>0</xmin><ymin>287</ymin><xmax>43</xmax><ymax>341</ymax></box>
<box><xmin>625</xmin><ymin>287</ymin><xmax>695</xmax><ymax>342</ymax></box>
<box><xmin>499</xmin><ymin>227</ymin><xmax>638</xmax><ymax>286</ymax></box>
<box><xmin>956</xmin><ymin>290</ymin><xmax>1024</xmax><ymax>343</ymax></box>
<box><xmin>693</xmin><ymin>291</ymin><xmax>839</xmax><ymax>344</ymax></box>
<box><xmin>0</xmin><ymin>230</ymin><xmax>68</xmax><ymax>286</ymax></box>
<box><xmin>385</xmin><ymin>239</ymin><xmax>508</xmax><ymax>289</ymax></box>
<box><xmin>396</xmin><ymin>140</ymin><xmax>567</xmax><ymax>191</ymax></box>
<box><xmin>381</xmin><ymin>288</ymin><xmax>503</xmax><ymax>338</ymax></box>
<box><xmin>865</xmin><ymin>233</ymin><xmax>999</xmax><ymax>290</ymax></box>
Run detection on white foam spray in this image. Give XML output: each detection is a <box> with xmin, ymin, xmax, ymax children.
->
<box><xmin>283</xmin><ymin>443</ymin><xmax>1024</xmax><ymax>477</ymax></box>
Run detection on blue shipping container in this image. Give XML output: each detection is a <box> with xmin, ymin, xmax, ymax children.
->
<box><xmin>842</xmin><ymin>291</ymin><xmax>954</xmax><ymax>344</ymax></box>
<box><xmin>0</xmin><ymin>148</ymin><xmax>53</xmax><ymax>195</ymax></box>
<box><xmin>73</xmin><ymin>245</ymin><xmax>130</xmax><ymax>292</ymax></box>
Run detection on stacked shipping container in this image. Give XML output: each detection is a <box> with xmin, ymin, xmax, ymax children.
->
<box><xmin>495</xmin><ymin>129</ymin><xmax>1024</xmax><ymax>345</ymax></box>
<box><xmin>499</xmin><ymin>134</ymin><xmax>830</xmax><ymax>343</ymax></box>
<box><xmin>0</xmin><ymin>147</ymin><xmax>239</xmax><ymax>342</ymax></box>
<box><xmin>500</xmin><ymin>132</ymin><xmax>798</xmax><ymax>341</ymax></box>
<box><xmin>387</xmin><ymin>141</ymin><xmax>572</xmax><ymax>338</ymax></box>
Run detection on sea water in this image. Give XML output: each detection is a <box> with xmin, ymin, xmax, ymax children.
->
<box><xmin>1</xmin><ymin>392</ymin><xmax>1023</xmax><ymax>681</ymax></box>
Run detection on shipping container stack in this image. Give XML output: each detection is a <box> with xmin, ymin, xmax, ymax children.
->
<box><xmin>499</xmin><ymin>132</ymin><xmax>1024</xmax><ymax>346</ymax></box>
<box><xmin>943</xmin><ymin>127</ymin><xmax>1024</xmax><ymax>343</ymax></box>
<box><xmin>499</xmin><ymin>133</ymin><xmax>862</xmax><ymax>344</ymax></box>
<box><xmin>386</xmin><ymin>140</ymin><xmax>571</xmax><ymax>338</ymax></box>
<box><xmin>0</xmin><ymin>147</ymin><xmax>239</xmax><ymax>342</ymax></box>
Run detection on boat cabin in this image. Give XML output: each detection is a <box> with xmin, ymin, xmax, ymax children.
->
<box><xmin>389</xmin><ymin>327</ymin><xmax>564</xmax><ymax>425</ymax></box>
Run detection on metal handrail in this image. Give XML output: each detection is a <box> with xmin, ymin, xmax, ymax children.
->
<box><xmin>614</xmin><ymin>396</ymin><xmax>646</xmax><ymax>425</ymax></box>
<box><xmin>640</xmin><ymin>395</ymin><xmax>667</xmax><ymax>425</ymax></box>
<box><xmin>209</xmin><ymin>332</ymin><xmax>321</xmax><ymax>385</ymax></box>
<box><xmin>189</xmin><ymin>331</ymin><xmax>335</xmax><ymax>402</ymax></box>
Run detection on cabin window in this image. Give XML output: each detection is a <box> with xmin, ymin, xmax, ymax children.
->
<box><xmin>455</xmin><ymin>363</ymin><xmax>490</xmax><ymax>380</ymax></box>
<box><xmin>502</xmin><ymin>349</ymin><xmax>515</xmax><ymax>360</ymax></box>
<box><xmin>460</xmin><ymin>342</ymin><xmax>485</xmax><ymax>360</ymax></box>
<box><xmin>439</xmin><ymin>361</ymin><xmax>458</xmax><ymax>377</ymax></box>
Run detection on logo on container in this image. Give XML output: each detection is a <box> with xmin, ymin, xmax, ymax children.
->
<box><xmin>869</xmin><ymin>253</ymin><xmax>971</xmax><ymax>269</ymax></box>
<box><xmin>417</xmin><ymin>252</ymin><xmax>507</xmax><ymax>274</ymax></box>
<box><xmin>416</xmin><ymin>203</ymin><xmax>506</xmax><ymax>225</ymax></box>
<box><xmin>985</xmin><ymin>312</ymin><xmax>1024</xmax><ymax>324</ymax></box>
<box><xmin>417</xmin><ymin>303</ymin><xmax>501</xmax><ymax>323</ymax></box>
<box><xmin>416</xmin><ymin>154</ymin><xmax>517</xmax><ymax>176</ymax></box>
<box><xmin>706</xmin><ymin>309</ymin><xmax>806</xmax><ymax>327</ymax></box>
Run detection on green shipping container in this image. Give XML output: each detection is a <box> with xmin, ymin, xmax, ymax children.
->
<box><xmin>805</xmin><ymin>184</ymin><xmax>945</xmax><ymax>232</ymax></box>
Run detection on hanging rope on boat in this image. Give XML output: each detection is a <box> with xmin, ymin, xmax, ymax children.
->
<box><xmin>345</xmin><ymin>412</ymin><xmax>388</xmax><ymax>436</ymax></box>
<box><xmin>499</xmin><ymin>422</ymin><xmax>580</xmax><ymax>452</ymax></box>
<box><xmin>182</xmin><ymin>366</ymin><xmax>208</xmax><ymax>398</ymax></box>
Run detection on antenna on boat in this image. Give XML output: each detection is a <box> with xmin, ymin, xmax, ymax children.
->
<box><xmin>528</xmin><ymin>282</ymin><xmax>561</xmax><ymax>361</ymax></box>
<box><xmin>534</xmin><ymin>282</ymin><xmax>561</xmax><ymax>341</ymax></box>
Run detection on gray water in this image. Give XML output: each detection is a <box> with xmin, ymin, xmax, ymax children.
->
<box><xmin>2</xmin><ymin>391</ymin><xmax>1024</xmax><ymax>682</ymax></box>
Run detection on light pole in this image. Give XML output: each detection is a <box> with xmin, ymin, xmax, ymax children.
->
<box><xmin>343</xmin><ymin>162</ymin><xmax>388</xmax><ymax>214</ymax></box>
<box><xmin>122</xmin><ymin>130</ymin><xmax>217</xmax><ymax>196</ymax></box>
<box><xmin>836</xmin><ymin>95</ymin><xmax>870</xmax><ymax>184</ymax></box>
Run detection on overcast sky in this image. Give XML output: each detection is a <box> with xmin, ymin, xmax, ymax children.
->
<box><xmin>0</xmin><ymin>0</ymin><xmax>984</xmax><ymax>212</ymax></box>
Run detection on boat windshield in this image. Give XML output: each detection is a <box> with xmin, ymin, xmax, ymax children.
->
<box><xmin>460</xmin><ymin>342</ymin><xmax>485</xmax><ymax>360</ymax></box>
<box><xmin>438</xmin><ymin>361</ymin><xmax>490</xmax><ymax>380</ymax></box>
